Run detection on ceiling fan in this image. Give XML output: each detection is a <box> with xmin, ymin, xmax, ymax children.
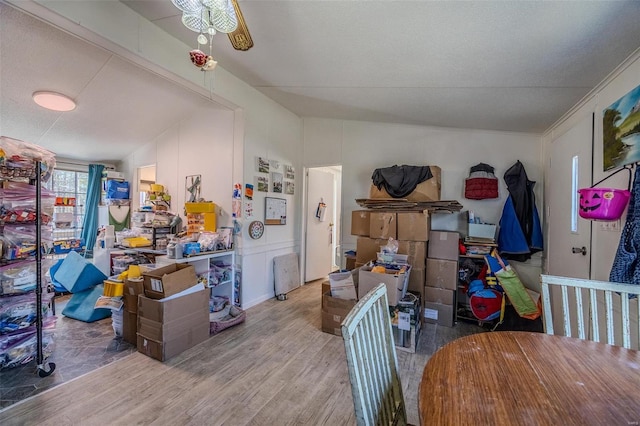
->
<box><xmin>172</xmin><ymin>0</ymin><xmax>253</xmax><ymax>53</ymax></box>
<box><xmin>227</xmin><ymin>0</ymin><xmax>253</xmax><ymax>51</ymax></box>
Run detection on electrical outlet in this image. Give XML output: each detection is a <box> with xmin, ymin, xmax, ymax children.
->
<box><xmin>600</xmin><ymin>219</ymin><xmax>621</xmax><ymax>231</ymax></box>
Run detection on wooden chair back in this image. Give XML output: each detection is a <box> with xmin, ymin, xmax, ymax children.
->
<box><xmin>540</xmin><ymin>274</ymin><xmax>640</xmax><ymax>349</ymax></box>
<box><xmin>341</xmin><ymin>283</ymin><xmax>407</xmax><ymax>426</ymax></box>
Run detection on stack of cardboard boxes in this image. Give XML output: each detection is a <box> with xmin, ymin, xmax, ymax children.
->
<box><xmin>131</xmin><ymin>263</ymin><xmax>210</xmax><ymax>361</ymax></box>
<box><xmin>424</xmin><ymin>230</ymin><xmax>459</xmax><ymax>327</ymax></box>
<box><xmin>352</xmin><ymin>210</ymin><xmax>430</xmax><ymax>303</ymax></box>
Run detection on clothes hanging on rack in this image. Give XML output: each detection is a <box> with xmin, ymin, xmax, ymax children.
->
<box><xmin>610</xmin><ymin>166</ymin><xmax>640</xmax><ymax>286</ymax></box>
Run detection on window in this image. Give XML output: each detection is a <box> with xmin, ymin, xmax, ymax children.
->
<box><xmin>571</xmin><ymin>155</ymin><xmax>579</xmax><ymax>233</ymax></box>
<box><xmin>45</xmin><ymin>170</ymin><xmax>88</xmax><ymax>240</ymax></box>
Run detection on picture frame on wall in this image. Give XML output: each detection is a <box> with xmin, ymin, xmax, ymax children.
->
<box><xmin>257</xmin><ymin>157</ymin><xmax>269</xmax><ymax>173</ymax></box>
<box><xmin>256</xmin><ymin>175</ymin><xmax>269</xmax><ymax>192</ymax></box>
<box><xmin>603</xmin><ymin>83</ymin><xmax>640</xmax><ymax>171</ymax></box>
<box><xmin>185</xmin><ymin>174</ymin><xmax>201</xmax><ymax>203</ymax></box>
<box><xmin>285</xmin><ymin>181</ymin><xmax>295</xmax><ymax>195</ymax></box>
<box><xmin>272</xmin><ymin>172</ymin><xmax>283</xmax><ymax>193</ymax></box>
<box><xmin>265</xmin><ymin>196</ymin><xmax>286</xmax><ymax>225</ymax></box>
<box><xmin>285</xmin><ymin>165</ymin><xmax>295</xmax><ymax>180</ymax></box>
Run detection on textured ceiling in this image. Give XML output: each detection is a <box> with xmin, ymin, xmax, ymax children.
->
<box><xmin>124</xmin><ymin>0</ymin><xmax>640</xmax><ymax>133</ymax></box>
<box><xmin>0</xmin><ymin>3</ymin><xmax>224</xmax><ymax>162</ymax></box>
<box><xmin>2</xmin><ymin>1</ymin><xmax>640</xmax><ymax>162</ymax></box>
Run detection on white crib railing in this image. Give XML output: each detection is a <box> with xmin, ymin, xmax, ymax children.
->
<box><xmin>540</xmin><ymin>274</ymin><xmax>640</xmax><ymax>349</ymax></box>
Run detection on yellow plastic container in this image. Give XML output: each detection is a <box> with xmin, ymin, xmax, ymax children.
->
<box><xmin>150</xmin><ymin>184</ymin><xmax>164</xmax><ymax>192</ymax></box>
<box><xmin>103</xmin><ymin>280</ymin><xmax>124</xmax><ymax>297</ymax></box>
<box><xmin>184</xmin><ymin>202</ymin><xmax>216</xmax><ymax>213</ymax></box>
<box><xmin>186</xmin><ymin>212</ymin><xmax>216</xmax><ymax>234</ymax></box>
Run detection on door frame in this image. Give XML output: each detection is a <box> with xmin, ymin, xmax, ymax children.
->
<box><xmin>301</xmin><ymin>165</ymin><xmax>342</xmax><ymax>284</ymax></box>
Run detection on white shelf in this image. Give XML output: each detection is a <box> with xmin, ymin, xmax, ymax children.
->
<box><xmin>155</xmin><ymin>250</ymin><xmax>239</xmax><ymax>307</ymax></box>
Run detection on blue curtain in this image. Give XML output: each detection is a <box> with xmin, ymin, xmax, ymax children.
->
<box><xmin>81</xmin><ymin>164</ymin><xmax>104</xmax><ymax>254</ymax></box>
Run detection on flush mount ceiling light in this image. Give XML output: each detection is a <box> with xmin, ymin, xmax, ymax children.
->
<box><xmin>32</xmin><ymin>91</ymin><xmax>76</xmax><ymax>112</ymax></box>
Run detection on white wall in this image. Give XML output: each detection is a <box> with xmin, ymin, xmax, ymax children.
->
<box><xmin>303</xmin><ymin>118</ymin><xmax>544</xmax><ymax>288</ymax></box>
<box><xmin>34</xmin><ymin>0</ymin><xmax>304</xmax><ymax>308</ymax></box>
<box><xmin>543</xmin><ymin>49</ymin><xmax>640</xmax><ymax>281</ymax></box>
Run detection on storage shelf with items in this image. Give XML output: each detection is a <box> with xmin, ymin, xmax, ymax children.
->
<box><xmin>0</xmin><ymin>136</ymin><xmax>57</xmax><ymax>377</ymax></box>
<box><xmin>457</xmin><ymin>239</ymin><xmax>500</xmax><ymax>325</ymax></box>
<box><xmin>52</xmin><ymin>197</ymin><xmax>79</xmax><ymax>254</ymax></box>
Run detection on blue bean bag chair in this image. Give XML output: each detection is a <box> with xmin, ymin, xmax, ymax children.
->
<box><xmin>48</xmin><ymin>259</ymin><xmax>66</xmax><ymax>293</ymax></box>
<box><xmin>62</xmin><ymin>284</ymin><xmax>111</xmax><ymax>322</ymax></box>
<box><xmin>52</xmin><ymin>251</ymin><xmax>107</xmax><ymax>293</ymax></box>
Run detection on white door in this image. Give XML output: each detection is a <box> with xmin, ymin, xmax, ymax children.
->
<box><xmin>305</xmin><ymin>168</ymin><xmax>336</xmax><ymax>282</ymax></box>
<box><xmin>547</xmin><ymin>113</ymin><xmax>593</xmax><ymax>278</ymax></box>
<box><xmin>547</xmin><ymin>113</ymin><xmax>593</xmax><ymax>335</ymax></box>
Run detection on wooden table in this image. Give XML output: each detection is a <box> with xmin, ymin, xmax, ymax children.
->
<box><xmin>419</xmin><ymin>331</ymin><xmax>640</xmax><ymax>425</ymax></box>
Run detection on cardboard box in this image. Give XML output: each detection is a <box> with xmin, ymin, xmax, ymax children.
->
<box><xmin>424</xmin><ymin>302</ymin><xmax>455</xmax><ymax>327</ymax></box>
<box><xmin>358</xmin><ymin>265</ymin><xmax>410</xmax><ymax>306</ymax></box>
<box><xmin>322</xmin><ymin>280</ymin><xmax>331</xmax><ymax>296</ymax></box>
<box><xmin>369</xmin><ymin>211</ymin><xmax>397</xmax><ymax>239</ymax></box>
<box><xmin>328</xmin><ymin>269</ymin><xmax>359</xmax><ymax>300</ymax></box>
<box><xmin>137</xmin><ymin>287</ymin><xmax>208</xmax><ymax>323</ymax></box>
<box><xmin>407</xmin><ymin>267</ymin><xmax>425</xmax><ymax>296</ymax></box>
<box><xmin>321</xmin><ymin>291</ymin><xmax>357</xmax><ymax>336</ymax></box>
<box><xmin>122</xmin><ymin>310</ymin><xmax>138</xmax><ymax>345</ymax></box>
<box><xmin>351</xmin><ymin>210</ymin><xmax>371</xmax><ymax>236</ymax></box>
<box><xmin>322</xmin><ymin>291</ymin><xmax>357</xmax><ymax>313</ymax></box>
<box><xmin>397</xmin><ymin>211</ymin><xmax>431</xmax><ymax>241</ymax></box>
<box><xmin>428</xmin><ymin>230</ymin><xmax>460</xmax><ymax>260</ymax></box>
<box><xmin>136</xmin><ymin>322</ymin><xmax>210</xmax><ymax>362</ymax></box>
<box><xmin>356</xmin><ymin>237</ymin><xmax>386</xmax><ymax>264</ymax></box>
<box><xmin>369</xmin><ymin>166</ymin><xmax>441</xmax><ymax>202</ymax></box>
<box><xmin>142</xmin><ymin>263</ymin><xmax>198</xmax><ymax>300</ymax></box>
<box><xmin>426</xmin><ymin>258</ymin><xmax>458</xmax><ymax>290</ymax></box>
<box><xmin>138</xmin><ymin>310</ymin><xmax>206</xmax><ymax>342</ymax></box>
<box><xmin>124</xmin><ymin>277</ymin><xmax>145</xmax><ymax>313</ymax></box>
<box><xmin>468</xmin><ymin>223</ymin><xmax>497</xmax><ymax>240</ymax></box>
<box><xmin>396</xmin><ymin>240</ymin><xmax>427</xmax><ymax>269</ymax></box>
<box><xmin>321</xmin><ymin>311</ymin><xmax>348</xmax><ymax>336</ymax></box>
<box><xmin>136</xmin><ymin>287</ymin><xmax>209</xmax><ymax>362</ymax></box>
<box><xmin>345</xmin><ymin>254</ymin><xmax>356</xmax><ymax>270</ymax></box>
<box><xmin>424</xmin><ymin>286</ymin><xmax>455</xmax><ymax>305</ymax></box>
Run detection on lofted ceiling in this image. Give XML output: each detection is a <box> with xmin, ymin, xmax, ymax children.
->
<box><xmin>2</xmin><ymin>1</ymin><xmax>640</xmax><ymax>163</ymax></box>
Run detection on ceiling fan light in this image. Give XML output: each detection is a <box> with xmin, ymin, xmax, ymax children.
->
<box><xmin>32</xmin><ymin>91</ymin><xmax>76</xmax><ymax>112</ymax></box>
<box><xmin>171</xmin><ymin>0</ymin><xmax>202</xmax><ymax>14</ymax></box>
<box><xmin>202</xmin><ymin>0</ymin><xmax>226</xmax><ymax>10</ymax></box>
<box><xmin>209</xmin><ymin>5</ymin><xmax>238</xmax><ymax>33</ymax></box>
<box><xmin>182</xmin><ymin>12</ymin><xmax>210</xmax><ymax>33</ymax></box>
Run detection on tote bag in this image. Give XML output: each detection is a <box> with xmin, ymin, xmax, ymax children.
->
<box><xmin>609</xmin><ymin>167</ymin><xmax>640</xmax><ymax>285</ymax></box>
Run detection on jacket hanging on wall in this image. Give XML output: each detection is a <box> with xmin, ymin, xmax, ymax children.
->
<box><xmin>497</xmin><ymin>161</ymin><xmax>543</xmax><ymax>261</ymax></box>
<box><xmin>464</xmin><ymin>162</ymin><xmax>499</xmax><ymax>200</ymax></box>
<box><xmin>371</xmin><ymin>165</ymin><xmax>433</xmax><ymax>198</ymax></box>
<box><xmin>609</xmin><ymin>166</ymin><xmax>640</xmax><ymax>286</ymax></box>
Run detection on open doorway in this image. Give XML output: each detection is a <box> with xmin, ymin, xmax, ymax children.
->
<box><xmin>304</xmin><ymin>166</ymin><xmax>342</xmax><ymax>282</ymax></box>
<box><xmin>136</xmin><ymin>165</ymin><xmax>156</xmax><ymax>211</ymax></box>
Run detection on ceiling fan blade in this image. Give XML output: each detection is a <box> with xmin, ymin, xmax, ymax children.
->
<box><xmin>227</xmin><ymin>0</ymin><xmax>253</xmax><ymax>51</ymax></box>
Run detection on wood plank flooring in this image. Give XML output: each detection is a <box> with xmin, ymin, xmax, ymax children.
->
<box><xmin>0</xmin><ymin>280</ymin><xmax>485</xmax><ymax>425</ymax></box>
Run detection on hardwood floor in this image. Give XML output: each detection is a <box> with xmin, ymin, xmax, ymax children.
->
<box><xmin>0</xmin><ymin>280</ymin><xmax>485</xmax><ymax>425</ymax></box>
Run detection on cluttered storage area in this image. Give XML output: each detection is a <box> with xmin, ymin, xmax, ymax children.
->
<box><xmin>322</xmin><ymin>163</ymin><xmax>544</xmax><ymax>353</ymax></box>
<box><xmin>1</xmin><ymin>137</ymin><xmax>244</xmax><ymax>384</ymax></box>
